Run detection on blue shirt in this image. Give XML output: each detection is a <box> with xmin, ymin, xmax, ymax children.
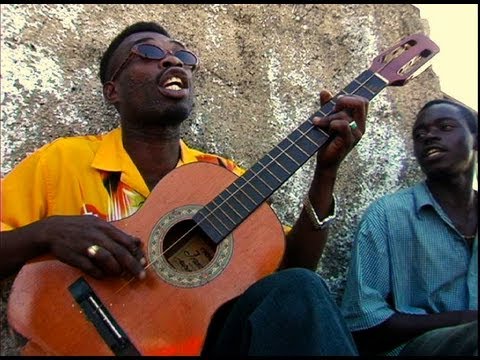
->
<box><xmin>340</xmin><ymin>181</ymin><xmax>478</xmax><ymax>355</ymax></box>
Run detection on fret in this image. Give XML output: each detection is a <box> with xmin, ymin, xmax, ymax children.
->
<box><xmin>249</xmin><ymin>164</ymin><xmax>276</xmax><ymax>191</ymax></box>
<box><xmin>214</xmin><ymin>193</ymin><xmax>244</xmax><ymax>221</ymax></box>
<box><xmin>364</xmin><ymin>74</ymin><xmax>387</xmax><ymax>93</ymax></box>
<box><xmin>353</xmin><ymin>87</ymin><xmax>377</xmax><ymax>101</ymax></box>
<box><xmin>202</xmin><ymin>202</ymin><xmax>235</xmax><ymax>231</ymax></box>
<box><xmin>242</xmin><ymin>170</ymin><xmax>274</xmax><ymax>198</ymax></box>
<box><xmin>360</xmin><ymin>85</ymin><xmax>375</xmax><ymax>95</ymax></box>
<box><xmin>277</xmin><ymin>137</ymin><xmax>310</xmax><ymax>165</ymax></box>
<box><xmin>254</xmin><ymin>160</ymin><xmax>283</xmax><ymax>187</ymax></box>
<box><xmin>317</xmin><ymin>101</ymin><xmax>335</xmax><ymax>115</ymax></box>
<box><xmin>221</xmin><ymin>189</ymin><xmax>252</xmax><ymax>215</ymax></box>
<box><xmin>193</xmin><ymin>213</ymin><xmax>224</xmax><ymax>244</ymax></box>
<box><xmin>357</xmin><ymin>69</ymin><xmax>374</xmax><ymax>83</ymax></box>
<box><xmin>286</xmin><ymin>136</ymin><xmax>311</xmax><ymax>156</ymax></box>
<box><xmin>224</xmin><ymin>184</ymin><xmax>258</xmax><ymax>212</ymax></box>
<box><xmin>293</xmin><ymin>128</ymin><xmax>318</xmax><ymax>147</ymax></box>
<box><xmin>269</xmin><ymin>146</ymin><xmax>301</xmax><ymax>173</ymax></box>
<box><xmin>264</xmin><ymin>153</ymin><xmax>290</xmax><ymax>176</ymax></box>
<box><xmin>230</xmin><ymin>178</ymin><xmax>264</xmax><ymax>204</ymax></box>
<box><xmin>343</xmin><ymin>70</ymin><xmax>375</xmax><ymax>95</ymax></box>
<box><xmin>209</xmin><ymin>198</ymin><xmax>240</xmax><ymax>226</ymax></box>
<box><xmin>289</xmin><ymin>130</ymin><xmax>320</xmax><ymax>156</ymax></box>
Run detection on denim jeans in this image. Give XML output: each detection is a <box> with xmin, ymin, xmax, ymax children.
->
<box><xmin>201</xmin><ymin>267</ymin><xmax>359</xmax><ymax>356</ymax></box>
<box><xmin>399</xmin><ymin>320</ymin><xmax>478</xmax><ymax>356</ymax></box>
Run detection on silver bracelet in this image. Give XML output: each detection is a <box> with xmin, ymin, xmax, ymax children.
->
<box><xmin>303</xmin><ymin>193</ymin><xmax>337</xmax><ymax>230</ymax></box>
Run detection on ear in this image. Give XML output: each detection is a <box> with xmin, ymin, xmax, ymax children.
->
<box><xmin>103</xmin><ymin>81</ymin><xmax>118</xmax><ymax>105</ymax></box>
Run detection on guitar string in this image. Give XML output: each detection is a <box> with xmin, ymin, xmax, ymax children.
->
<box><xmin>116</xmin><ymin>46</ymin><xmax>414</xmax><ymax>293</ymax></box>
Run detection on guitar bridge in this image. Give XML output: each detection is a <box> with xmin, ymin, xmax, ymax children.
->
<box><xmin>69</xmin><ymin>277</ymin><xmax>141</xmax><ymax>356</ymax></box>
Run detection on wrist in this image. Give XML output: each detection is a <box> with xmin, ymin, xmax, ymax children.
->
<box><xmin>303</xmin><ymin>193</ymin><xmax>337</xmax><ymax>230</ymax></box>
<box><xmin>313</xmin><ymin>166</ymin><xmax>338</xmax><ymax>183</ymax></box>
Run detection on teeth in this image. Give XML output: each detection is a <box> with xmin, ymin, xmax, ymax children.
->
<box><xmin>163</xmin><ymin>76</ymin><xmax>184</xmax><ymax>89</ymax></box>
<box><xmin>426</xmin><ymin>148</ymin><xmax>440</xmax><ymax>156</ymax></box>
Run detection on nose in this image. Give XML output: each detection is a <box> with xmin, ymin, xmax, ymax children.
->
<box><xmin>423</xmin><ymin>128</ymin><xmax>441</xmax><ymax>144</ymax></box>
<box><xmin>158</xmin><ymin>52</ymin><xmax>184</xmax><ymax>69</ymax></box>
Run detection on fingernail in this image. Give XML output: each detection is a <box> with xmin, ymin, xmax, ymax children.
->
<box><xmin>140</xmin><ymin>257</ymin><xmax>146</xmax><ymax>266</ymax></box>
<box><xmin>139</xmin><ymin>270</ymin><xmax>146</xmax><ymax>280</ymax></box>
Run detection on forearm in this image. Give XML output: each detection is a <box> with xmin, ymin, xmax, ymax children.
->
<box><xmin>0</xmin><ymin>221</ymin><xmax>49</xmax><ymax>278</ymax></box>
<box><xmin>280</xmin><ymin>168</ymin><xmax>337</xmax><ymax>270</ymax></box>
<box><xmin>353</xmin><ymin>310</ymin><xmax>479</xmax><ymax>355</ymax></box>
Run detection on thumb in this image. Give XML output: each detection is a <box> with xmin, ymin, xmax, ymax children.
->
<box><xmin>319</xmin><ymin>90</ymin><xmax>333</xmax><ymax>106</ymax></box>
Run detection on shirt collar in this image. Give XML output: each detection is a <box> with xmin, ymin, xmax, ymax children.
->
<box><xmin>413</xmin><ymin>181</ymin><xmax>435</xmax><ymax>216</ymax></box>
<box><xmin>91</xmin><ymin>128</ymin><xmax>191</xmax><ymax>197</ymax></box>
<box><xmin>91</xmin><ymin>128</ymin><xmax>149</xmax><ymax>196</ymax></box>
<box><xmin>413</xmin><ymin>181</ymin><xmax>479</xmax><ymax>232</ymax></box>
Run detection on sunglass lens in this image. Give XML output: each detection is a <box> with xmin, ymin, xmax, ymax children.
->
<box><xmin>137</xmin><ymin>44</ymin><xmax>166</xmax><ymax>59</ymax></box>
<box><xmin>175</xmin><ymin>50</ymin><xmax>198</xmax><ymax>66</ymax></box>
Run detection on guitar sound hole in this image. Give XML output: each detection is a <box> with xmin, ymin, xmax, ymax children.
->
<box><xmin>162</xmin><ymin>219</ymin><xmax>217</xmax><ymax>272</ymax></box>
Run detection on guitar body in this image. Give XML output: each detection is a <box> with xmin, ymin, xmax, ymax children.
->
<box><xmin>7</xmin><ymin>162</ymin><xmax>285</xmax><ymax>356</ymax></box>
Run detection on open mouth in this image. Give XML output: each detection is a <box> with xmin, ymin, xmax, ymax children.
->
<box><xmin>157</xmin><ymin>70</ymin><xmax>190</xmax><ymax>99</ymax></box>
<box><xmin>423</xmin><ymin>147</ymin><xmax>446</xmax><ymax>159</ymax></box>
<box><xmin>162</xmin><ymin>76</ymin><xmax>185</xmax><ymax>91</ymax></box>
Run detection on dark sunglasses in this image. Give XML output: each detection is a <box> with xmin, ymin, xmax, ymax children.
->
<box><xmin>109</xmin><ymin>43</ymin><xmax>199</xmax><ymax>82</ymax></box>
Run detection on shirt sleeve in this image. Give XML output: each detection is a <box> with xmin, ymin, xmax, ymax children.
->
<box><xmin>1</xmin><ymin>145</ymin><xmax>51</xmax><ymax>231</ymax></box>
<box><xmin>340</xmin><ymin>199</ymin><xmax>396</xmax><ymax>331</ymax></box>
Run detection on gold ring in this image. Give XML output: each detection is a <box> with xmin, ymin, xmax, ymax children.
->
<box><xmin>349</xmin><ymin>121</ymin><xmax>358</xmax><ymax>131</ymax></box>
<box><xmin>87</xmin><ymin>244</ymin><xmax>101</xmax><ymax>257</ymax></box>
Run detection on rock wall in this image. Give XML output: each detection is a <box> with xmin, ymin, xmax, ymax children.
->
<box><xmin>0</xmin><ymin>4</ymin><xmax>443</xmax><ymax>355</ymax></box>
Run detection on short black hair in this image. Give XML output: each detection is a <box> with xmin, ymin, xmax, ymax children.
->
<box><xmin>418</xmin><ymin>99</ymin><xmax>478</xmax><ymax>134</ymax></box>
<box><xmin>99</xmin><ymin>21</ymin><xmax>170</xmax><ymax>85</ymax></box>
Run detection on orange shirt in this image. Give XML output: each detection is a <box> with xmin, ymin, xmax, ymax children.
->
<box><xmin>1</xmin><ymin>128</ymin><xmax>246</xmax><ymax>230</ymax></box>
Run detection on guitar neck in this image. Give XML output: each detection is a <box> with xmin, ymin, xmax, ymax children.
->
<box><xmin>193</xmin><ymin>69</ymin><xmax>388</xmax><ymax>244</ymax></box>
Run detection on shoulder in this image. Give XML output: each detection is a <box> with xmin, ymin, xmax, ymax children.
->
<box><xmin>362</xmin><ymin>186</ymin><xmax>417</xmax><ymax>220</ymax></box>
<box><xmin>10</xmin><ymin>132</ymin><xmax>109</xmax><ymax>174</ymax></box>
<box><xmin>42</xmin><ymin>133</ymin><xmax>107</xmax><ymax>153</ymax></box>
<box><xmin>180</xmin><ymin>141</ymin><xmax>246</xmax><ymax>176</ymax></box>
<box><xmin>30</xmin><ymin>131</ymin><xmax>114</xmax><ymax>164</ymax></box>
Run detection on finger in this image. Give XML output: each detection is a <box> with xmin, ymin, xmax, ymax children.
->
<box><xmin>86</xmin><ymin>245</ymin><xmax>123</xmax><ymax>276</ymax></box>
<box><xmin>328</xmin><ymin>119</ymin><xmax>357</xmax><ymax>147</ymax></box>
<box><xmin>94</xmin><ymin>219</ymin><xmax>147</xmax><ymax>263</ymax></box>
<box><xmin>312</xmin><ymin>110</ymin><xmax>352</xmax><ymax>129</ymax></box>
<box><xmin>96</xmin><ymin>236</ymin><xmax>147</xmax><ymax>280</ymax></box>
<box><xmin>319</xmin><ymin>90</ymin><xmax>333</xmax><ymax>106</ymax></box>
<box><xmin>333</xmin><ymin>95</ymin><xmax>368</xmax><ymax>133</ymax></box>
<box><xmin>65</xmin><ymin>253</ymin><xmax>105</xmax><ymax>279</ymax></box>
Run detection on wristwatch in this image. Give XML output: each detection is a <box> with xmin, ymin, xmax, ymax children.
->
<box><xmin>303</xmin><ymin>193</ymin><xmax>337</xmax><ymax>230</ymax></box>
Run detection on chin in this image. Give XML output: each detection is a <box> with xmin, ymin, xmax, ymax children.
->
<box><xmin>160</xmin><ymin>107</ymin><xmax>191</xmax><ymax>126</ymax></box>
<box><xmin>143</xmin><ymin>104</ymin><xmax>192</xmax><ymax>127</ymax></box>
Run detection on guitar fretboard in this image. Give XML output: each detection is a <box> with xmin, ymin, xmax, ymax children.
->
<box><xmin>193</xmin><ymin>69</ymin><xmax>387</xmax><ymax>244</ymax></box>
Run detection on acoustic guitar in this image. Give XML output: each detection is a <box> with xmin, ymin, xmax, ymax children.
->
<box><xmin>7</xmin><ymin>33</ymin><xmax>439</xmax><ymax>356</ymax></box>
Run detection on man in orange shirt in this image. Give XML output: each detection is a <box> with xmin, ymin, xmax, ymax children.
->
<box><xmin>1</xmin><ymin>21</ymin><xmax>368</xmax><ymax>355</ymax></box>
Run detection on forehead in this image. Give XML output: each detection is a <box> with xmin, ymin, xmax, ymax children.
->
<box><xmin>113</xmin><ymin>32</ymin><xmax>185</xmax><ymax>62</ymax></box>
<box><xmin>414</xmin><ymin>103</ymin><xmax>464</xmax><ymax>128</ymax></box>
<box><xmin>108</xmin><ymin>32</ymin><xmax>186</xmax><ymax>77</ymax></box>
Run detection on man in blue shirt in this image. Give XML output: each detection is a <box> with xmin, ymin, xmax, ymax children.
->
<box><xmin>341</xmin><ymin>99</ymin><xmax>478</xmax><ymax>356</ymax></box>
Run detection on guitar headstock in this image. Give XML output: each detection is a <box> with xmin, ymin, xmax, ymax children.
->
<box><xmin>370</xmin><ymin>33</ymin><xmax>440</xmax><ymax>86</ymax></box>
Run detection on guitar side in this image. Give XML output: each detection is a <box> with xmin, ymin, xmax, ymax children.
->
<box><xmin>7</xmin><ymin>162</ymin><xmax>286</xmax><ymax>356</ymax></box>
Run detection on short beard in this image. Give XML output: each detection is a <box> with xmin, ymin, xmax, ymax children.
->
<box><xmin>137</xmin><ymin>100</ymin><xmax>193</xmax><ymax>128</ymax></box>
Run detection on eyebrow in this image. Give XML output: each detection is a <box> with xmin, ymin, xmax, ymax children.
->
<box><xmin>413</xmin><ymin>117</ymin><xmax>459</xmax><ymax>132</ymax></box>
<box><xmin>131</xmin><ymin>37</ymin><xmax>186</xmax><ymax>48</ymax></box>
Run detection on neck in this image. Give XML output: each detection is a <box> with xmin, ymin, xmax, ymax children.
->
<box><xmin>426</xmin><ymin>171</ymin><xmax>476</xmax><ymax>208</ymax></box>
<box><xmin>426</xmin><ymin>173</ymin><xmax>478</xmax><ymax>241</ymax></box>
<box><xmin>122</xmin><ymin>125</ymin><xmax>182</xmax><ymax>190</ymax></box>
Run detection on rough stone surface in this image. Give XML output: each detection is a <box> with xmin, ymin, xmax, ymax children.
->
<box><xmin>1</xmin><ymin>4</ymin><xmax>442</xmax><ymax>355</ymax></box>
